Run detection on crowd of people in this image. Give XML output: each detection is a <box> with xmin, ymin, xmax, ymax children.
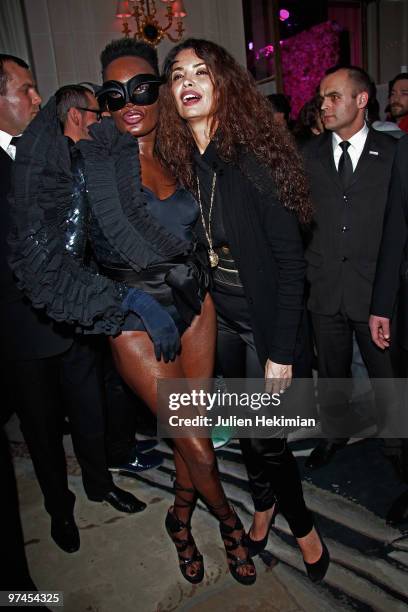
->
<box><xmin>1</xmin><ymin>35</ymin><xmax>408</xmax><ymax>594</ymax></box>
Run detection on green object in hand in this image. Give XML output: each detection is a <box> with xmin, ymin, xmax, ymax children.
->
<box><xmin>212</xmin><ymin>424</ymin><xmax>235</xmax><ymax>449</ymax></box>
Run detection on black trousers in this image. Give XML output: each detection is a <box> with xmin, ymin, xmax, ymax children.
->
<box><xmin>213</xmin><ymin>289</ymin><xmax>314</xmax><ymax>538</ymax></box>
<box><xmin>103</xmin><ymin>346</ymin><xmax>138</xmax><ymax>465</ymax></box>
<box><xmin>0</xmin><ymin>427</ymin><xmax>36</xmax><ymax>590</ymax></box>
<box><xmin>311</xmin><ymin>312</ymin><xmax>399</xmax><ymax>438</ymax></box>
<box><xmin>3</xmin><ymin>337</ymin><xmax>113</xmax><ymax>518</ymax></box>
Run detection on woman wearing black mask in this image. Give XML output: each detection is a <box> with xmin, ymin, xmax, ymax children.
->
<box><xmin>9</xmin><ymin>39</ymin><xmax>256</xmax><ymax>586</ymax></box>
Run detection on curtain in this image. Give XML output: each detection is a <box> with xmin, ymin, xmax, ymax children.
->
<box><xmin>328</xmin><ymin>4</ymin><xmax>362</xmax><ymax>66</ymax></box>
<box><xmin>0</xmin><ymin>0</ymin><xmax>30</xmax><ymax>63</ymax></box>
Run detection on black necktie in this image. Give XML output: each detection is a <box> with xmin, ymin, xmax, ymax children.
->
<box><xmin>10</xmin><ymin>136</ymin><xmax>20</xmax><ymax>146</ymax></box>
<box><xmin>337</xmin><ymin>141</ymin><xmax>353</xmax><ymax>190</ymax></box>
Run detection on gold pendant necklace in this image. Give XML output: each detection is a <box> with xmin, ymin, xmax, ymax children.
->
<box><xmin>196</xmin><ymin>172</ymin><xmax>219</xmax><ymax>268</ymax></box>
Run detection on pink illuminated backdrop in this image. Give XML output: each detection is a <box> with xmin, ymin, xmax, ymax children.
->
<box><xmin>256</xmin><ymin>21</ymin><xmax>343</xmax><ymax>118</ymax></box>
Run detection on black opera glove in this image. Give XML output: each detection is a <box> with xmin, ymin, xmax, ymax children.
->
<box><xmin>121</xmin><ymin>288</ymin><xmax>180</xmax><ymax>362</ymax></box>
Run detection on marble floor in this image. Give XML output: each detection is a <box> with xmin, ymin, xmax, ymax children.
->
<box><xmin>7</xmin><ymin>415</ymin><xmax>408</xmax><ymax>612</ymax></box>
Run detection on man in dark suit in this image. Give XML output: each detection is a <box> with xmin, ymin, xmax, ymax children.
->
<box><xmin>0</xmin><ymin>55</ymin><xmax>145</xmax><ymax>555</ymax></box>
<box><xmin>369</xmin><ymin>135</ymin><xmax>408</xmax><ymax>524</ymax></box>
<box><xmin>303</xmin><ymin>66</ymin><xmax>398</xmax><ymax>469</ymax></box>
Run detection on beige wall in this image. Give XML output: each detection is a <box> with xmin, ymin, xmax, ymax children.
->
<box><xmin>22</xmin><ymin>0</ymin><xmax>246</xmax><ymax>101</ymax></box>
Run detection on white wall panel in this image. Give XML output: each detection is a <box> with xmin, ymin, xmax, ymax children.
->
<box><xmin>22</xmin><ymin>0</ymin><xmax>246</xmax><ymax>102</ymax></box>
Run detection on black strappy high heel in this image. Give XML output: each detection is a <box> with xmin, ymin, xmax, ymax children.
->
<box><xmin>165</xmin><ymin>482</ymin><xmax>204</xmax><ymax>584</ymax></box>
<box><xmin>217</xmin><ymin>506</ymin><xmax>257</xmax><ymax>586</ymax></box>
<box><xmin>245</xmin><ymin>502</ymin><xmax>279</xmax><ymax>557</ymax></box>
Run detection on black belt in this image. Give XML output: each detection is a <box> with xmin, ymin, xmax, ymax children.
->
<box><xmin>100</xmin><ymin>257</ymin><xmax>187</xmax><ymax>284</ymax></box>
<box><xmin>213</xmin><ymin>246</ymin><xmax>243</xmax><ymax>288</ymax></box>
<box><xmin>100</xmin><ymin>255</ymin><xmax>207</xmax><ymax>324</ymax></box>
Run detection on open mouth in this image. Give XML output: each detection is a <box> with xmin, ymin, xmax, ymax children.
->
<box><xmin>181</xmin><ymin>90</ymin><xmax>202</xmax><ymax>106</ymax></box>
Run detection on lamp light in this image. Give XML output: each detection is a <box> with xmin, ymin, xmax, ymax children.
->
<box><xmin>115</xmin><ymin>0</ymin><xmax>187</xmax><ymax>46</ymax></box>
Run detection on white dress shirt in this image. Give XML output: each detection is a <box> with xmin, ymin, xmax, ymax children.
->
<box><xmin>332</xmin><ymin>123</ymin><xmax>369</xmax><ymax>171</ymax></box>
<box><xmin>0</xmin><ymin>128</ymin><xmax>20</xmax><ymax>160</ymax></box>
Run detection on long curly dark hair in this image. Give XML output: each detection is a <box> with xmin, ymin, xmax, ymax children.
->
<box><xmin>157</xmin><ymin>38</ymin><xmax>312</xmax><ymax>224</ymax></box>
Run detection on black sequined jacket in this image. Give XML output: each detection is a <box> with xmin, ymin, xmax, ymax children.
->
<box><xmin>7</xmin><ymin>97</ymin><xmax>194</xmax><ymax>335</ymax></box>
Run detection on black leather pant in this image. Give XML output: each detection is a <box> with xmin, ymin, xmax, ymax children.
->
<box><xmin>213</xmin><ymin>288</ymin><xmax>313</xmax><ymax>538</ymax></box>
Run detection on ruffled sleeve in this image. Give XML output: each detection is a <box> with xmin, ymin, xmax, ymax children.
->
<box><xmin>7</xmin><ymin>97</ymin><xmax>126</xmax><ymax>334</ymax></box>
<box><xmin>76</xmin><ymin>119</ymin><xmax>191</xmax><ymax>271</ymax></box>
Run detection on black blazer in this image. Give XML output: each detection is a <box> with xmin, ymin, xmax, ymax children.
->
<box><xmin>203</xmin><ymin>144</ymin><xmax>306</xmax><ymax>367</ymax></box>
<box><xmin>0</xmin><ymin>147</ymin><xmax>72</xmax><ymax>361</ymax></box>
<box><xmin>303</xmin><ymin>128</ymin><xmax>397</xmax><ymax>321</ymax></box>
<box><xmin>371</xmin><ymin>135</ymin><xmax>408</xmax><ymax>347</ymax></box>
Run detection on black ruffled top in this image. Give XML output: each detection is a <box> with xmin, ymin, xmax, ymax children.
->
<box><xmin>89</xmin><ymin>185</ymin><xmax>198</xmax><ymax>267</ymax></box>
<box><xmin>7</xmin><ymin>97</ymin><xmax>192</xmax><ymax>335</ymax></box>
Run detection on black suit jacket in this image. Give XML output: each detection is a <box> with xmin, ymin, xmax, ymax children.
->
<box><xmin>371</xmin><ymin>135</ymin><xmax>408</xmax><ymax>347</ymax></box>
<box><xmin>0</xmin><ymin>146</ymin><xmax>72</xmax><ymax>361</ymax></box>
<box><xmin>303</xmin><ymin>128</ymin><xmax>397</xmax><ymax>321</ymax></box>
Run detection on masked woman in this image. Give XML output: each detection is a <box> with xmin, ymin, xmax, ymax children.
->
<box><xmin>158</xmin><ymin>38</ymin><xmax>330</xmax><ymax>582</ymax></box>
<box><xmin>8</xmin><ymin>39</ymin><xmax>256</xmax><ymax>586</ymax></box>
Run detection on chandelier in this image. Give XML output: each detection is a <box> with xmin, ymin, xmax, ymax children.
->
<box><xmin>115</xmin><ymin>0</ymin><xmax>187</xmax><ymax>47</ymax></box>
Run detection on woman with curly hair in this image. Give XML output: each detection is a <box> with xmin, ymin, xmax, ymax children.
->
<box><xmin>8</xmin><ymin>38</ymin><xmax>257</xmax><ymax>586</ymax></box>
<box><xmin>158</xmin><ymin>38</ymin><xmax>330</xmax><ymax>582</ymax></box>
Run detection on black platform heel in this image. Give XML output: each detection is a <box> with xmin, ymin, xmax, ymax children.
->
<box><xmin>302</xmin><ymin>525</ymin><xmax>330</xmax><ymax>583</ymax></box>
<box><xmin>303</xmin><ymin>539</ymin><xmax>330</xmax><ymax>582</ymax></box>
<box><xmin>218</xmin><ymin>507</ymin><xmax>257</xmax><ymax>586</ymax></box>
<box><xmin>245</xmin><ymin>502</ymin><xmax>279</xmax><ymax>557</ymax></box>
<box><xmin>165</xmin><ymin>482</ymin><xmax>204</xmax><ymax>584</ymax></box>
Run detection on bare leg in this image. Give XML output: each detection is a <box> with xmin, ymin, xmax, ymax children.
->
<box><xmin>297</xmin><ymin>528</ymin><xmax>323</xmax><ymax>563</ymax></box>
<box><xmin>110</xmin><ymin>295</ymin><xmax>255</xmax><ymax>580</ymax></box>
<box><xmin>250</xmin><ymin>505</ymin><xmax>323</xmax><ymax>563</ymax></box>
<box><xmin>109</xmin><ymin>296</ymin><xmax>227</xmax><ymax>507</ymax></box>
<box><xmin>249</xmin><ymin>505</ymin><xmax>276</xmax><ymax>541</ymax></box>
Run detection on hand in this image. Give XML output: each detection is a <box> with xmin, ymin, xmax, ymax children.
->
<box><xmin>369</xmin><ymin>314</ymin><xmax>391</xmax><ymax>350</ymax></box>
<box><xmin>264</xmin><ymin>359</ymin><xmax>293</xmax><ymax>395</ymax></box>
<box><xmin>122</xmin><ymin>288</ymin><xmax>180</xmax><ymax>362</ymax></box>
